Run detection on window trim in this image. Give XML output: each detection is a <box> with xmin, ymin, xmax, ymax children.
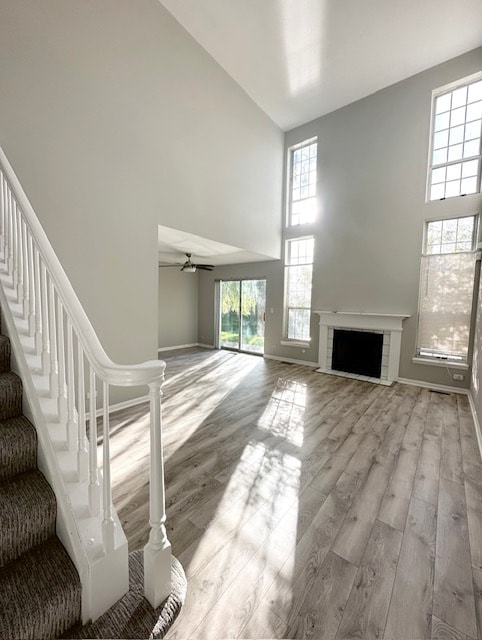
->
<box><xmin>411</xmin><ymin>356</ymin><xmax>469</xmax><ymax>370</ymax></box>
<box><xmin>283</xmin><ymin>235</ymin><xmax>314</xmax><ymax>343</ymax></box>
<box><xmin>426</xmin><ymin>70</ymin><xmax>482</xmax><ymax>203</ymax></box>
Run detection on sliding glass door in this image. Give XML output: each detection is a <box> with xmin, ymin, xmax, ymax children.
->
<box><xmin>220</xmin><ymin>279</ymin><xmax>266</xmax><ymax>354</ymax></box>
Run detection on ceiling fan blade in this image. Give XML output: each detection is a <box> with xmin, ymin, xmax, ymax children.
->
<box><xmin>195</xmin><ymin>264</ymin><xmax>214</xmax><ymax>270</ymax></box>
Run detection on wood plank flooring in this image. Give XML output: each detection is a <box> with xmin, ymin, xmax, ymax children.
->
<box><xmin>107</xmin><ymin>347</ymin><xmax>482</xmax><ymax>639</ymax></box>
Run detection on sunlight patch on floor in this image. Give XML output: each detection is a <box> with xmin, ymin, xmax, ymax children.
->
<box><xmin>161</xmin><ymin>350</ymin><xmax>223</xmax><ymax>388</ymax></box>
<box><xmin>257</xmin><ymin>377</ymin><xmax>307</xmax><ymax>446</ymax></box>
<box><xmin>184</xmin><ymin>438</ymin><xmax>301</xmax><ymax>614</ymax></box>
<box><xmin>189</xmin><ymin>455</ymin><xmax>301</xmax><ymax>639</ymax></box>
<box><xmin>161</xmin><ymin>353</ymin><xmax>260</xmax><ymax>459</ymax></box>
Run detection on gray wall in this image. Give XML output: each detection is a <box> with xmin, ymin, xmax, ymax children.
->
<box><xmin>0</xmin><ymin>0</ymin><xmax>283</xmax><ymax>401</ymax></box>
<box><xmin>198</xmin><ymin>49</ymin><xmax>482</xmax><ymax>392</ymax></box>
<box><xmin>285</xmin><ymin>47</ymin><xmax>482</xmax><ymax>388</ymax></box>
<box><xmin>158</xmin><ymin>268</ymin><xmax>198</xmax><ymax>349</ymax></box>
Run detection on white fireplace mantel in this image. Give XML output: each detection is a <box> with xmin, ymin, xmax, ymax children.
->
<box><xmin>313</xmin><ymin>310</ymin><xmax>410</xmax><ymax>384</ymax></box>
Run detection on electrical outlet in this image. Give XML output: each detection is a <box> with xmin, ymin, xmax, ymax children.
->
<box><xmin>453</xmin><ymin>373</ymin><xmax>464</xmax><ymax>381</ymax></box>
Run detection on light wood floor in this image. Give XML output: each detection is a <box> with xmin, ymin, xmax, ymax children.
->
<box><xmin>108</xmin><ymin>347</ymin><xmax>482</xmax><ymax>639</ymax></box>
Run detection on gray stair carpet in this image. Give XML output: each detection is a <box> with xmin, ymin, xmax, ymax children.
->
<box><xmin>0</xmin><ymin>331</ymin><xmax>82</xmax><ymax>640</ymax></box>
<box><xmin>0</xmin><ymin>324</ymin><xmax>186</xmax><ymax>639</ymax></box>
<box><xmin>63</xmin><ymin>552</ymin><xmax>187</xmax><ymax>639</ymax></box>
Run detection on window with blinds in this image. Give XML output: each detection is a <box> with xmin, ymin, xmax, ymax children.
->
<box><xmin>416</xmin><ymin>215</ymin><xmax>478</xmax><ymax>363</ymax></box>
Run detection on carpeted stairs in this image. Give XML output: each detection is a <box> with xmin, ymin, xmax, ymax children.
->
<box><xmin>0</xmin><ymin>323</ymin><xmax>186</xmax><ymax>639</ymax></box>
<box><xmin>0</xmin><ymin>332</ymin><xmax>82</xmax><ymax>639</ymax></box>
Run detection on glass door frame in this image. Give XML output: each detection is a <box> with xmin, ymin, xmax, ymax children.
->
<box><xmin>218</xmin><ymin>278</ymin><xmax>266</xmax><ymax>355</ymax></box>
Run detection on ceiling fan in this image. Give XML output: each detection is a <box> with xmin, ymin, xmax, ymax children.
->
<box><xmin>158</xmin><ymin>253</ymin><xmax>214</xmax><ymax>273</ymax></box>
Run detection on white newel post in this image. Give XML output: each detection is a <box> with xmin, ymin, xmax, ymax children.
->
<box><xmin>144</xmin><ymin>376</ymin><xmax>171</xmax><ymax>609</ymax></box>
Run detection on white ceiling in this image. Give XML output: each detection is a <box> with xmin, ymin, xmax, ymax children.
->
<box><xmin>157</xmin><ymin>225</ymin><xmax>276</xmax><ymax>267</ymax></box>
<box><xmin>159</xmin><ymin>0</ymin><xmax>482</xmax><ymax>131</ymax></box>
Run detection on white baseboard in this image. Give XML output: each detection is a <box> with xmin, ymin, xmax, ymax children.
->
<box><xmin>467</xmin><ymin>390</ymin><xmax>482</xmax><ymax>464</ymax></box>
<box><xmin>157</xmin><ymin>343</ymin><xmax>198</xmax><ymax>352</ymax></box>
<box><xmin>86</xmin><ymin>394</ymin><xmax>150</xmax><ymax>420</ymax></box>
<box><xmin>157</xmin><ymin>343</ymin><xmax>215</xmax><ymax>353</ymax></box>
<box><xmin>397</xmin><ymin>376</ymin><xmax>468</xmax><ymax>395</ymax></box>
<box><xmin>264</xmin><ymin>354</ymin><xmax>318</xmax><ymax>367</ymax></box>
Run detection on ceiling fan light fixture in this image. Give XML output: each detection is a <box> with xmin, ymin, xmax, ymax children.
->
<box><xmin>182</xmin><ymin>265</ymin><xmax>197</xmax><ymax>273</ymax></box>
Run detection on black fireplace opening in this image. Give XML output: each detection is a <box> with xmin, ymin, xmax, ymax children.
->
<box><xmin>332</xmin><ymin>329</ymin><xmax>383</xmax><ymax>378</ymax></box>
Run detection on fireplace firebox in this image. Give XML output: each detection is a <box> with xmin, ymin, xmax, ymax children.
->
<box><xmin>332</xmin><ymin>328</ymin><xmax>383</xmax><ymax>378</ymax></box>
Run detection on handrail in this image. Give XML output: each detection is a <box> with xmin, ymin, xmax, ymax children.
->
<box><xmin>0</xmin><ymin>148</ymin><xmax>164</xmax><ymax>387</ymax></box>
<box><xmin>0</xmin><ymin>146</ymin><xmax>171</xmax><ymax>619</ymax></box>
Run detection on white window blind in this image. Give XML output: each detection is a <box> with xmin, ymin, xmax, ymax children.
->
<box><xmin>416</xmin><ymin>215</ymin><xmax>477</xmax><ymax>363</ymax></box>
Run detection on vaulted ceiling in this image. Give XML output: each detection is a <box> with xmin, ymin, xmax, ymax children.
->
<box><xmin>158</xmin><ymin>0</ymin><xmax>482</xmax><ymax>131</ymax></box>
<box><xmin>156</xmin><ymin>0</ymin><xmax>482</xmax><ymax>264</ymax></box>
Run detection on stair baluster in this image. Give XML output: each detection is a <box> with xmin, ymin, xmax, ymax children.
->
<box><xmin>57</xmin><ymin>297</ymin><xmax>68</xmax><ymax>424</ymax></box>
<box><xmin>7</xmin><ymin>187</ymin><xmax>13</xmax><ymax>275</ymax></box>
<box><xmin>11</xmin><ymin>198</ymin><xmax>18</xmax><ymax>291</ymax></box>
<box><xmin>21</xmin><ymin>217</ymin><xmax>29</xmax><ymax>320</ymax></box>
<box><xmin>88</xmin><ymin>366</ymin><xmax>101</xmax><ymax>517</ymax></box>
<box><xmin>66</xmin><ymin>317</ymin><xmax>77</xmax><ymax>449</ymax></box>
<box><xmin>33</xmin><ymin>246</ymin><xmax>42</xmax><ymax>355</ymax></box>
<box><xmin>76</xmin><ymin>342</ymin><xmax>89</xmax><ymax>482</ymax></box>
<box><xmin>102</xmin><ymin>380</ymin><xmax>115</xmax><ymax>554</ymax></box>
<box><xmin>40</xmin><ymin>261</ymin><xmax>50</xmax><ymax>376</ymax></box>
<box><xmin>27</xmin><ymin>234</ymin><xmax>35</xmax><ymax>337</ymax></box>
<box><xmin>48</xmin><ymin>279</ymin><xmax>59</xmax><ymax>398</ymax></box>
<box><xmin>0</xmin><ymin>172</ymin><xmax>5</xmax><ymax>258</ymax></box>
<box><xmin>16</xmin><ymin>203</ymin><xmax>24</xmax><ymax>306</ymax></box>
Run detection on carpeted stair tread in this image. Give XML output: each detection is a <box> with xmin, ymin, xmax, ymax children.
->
<box><xmin>0</xmin><ymin>415</ymin><xmax>37</xmax><ymax>479</ymax></box>
<box><xmin>0</xmin><ymin>335</ymin><xmax>11</xmax><ymax>373</ymax></box>
<box><xmin>0</xmin><ymin>469</ymin><xmax>57</xmax><ymax>568</ymax></box>
<box><xmin>0</xmin><ymin>536</ymin><xmax>81</xmax><ymax>640</ymax></box>
<box><xmin>0</xmin><ymin>370</ymin><xmax>22</xmax><ymax>420</ymax></box>
<box><xmin>62</xmin><ymin>551</ymin><xmax>186</xmax><ymax>639</ymax></box>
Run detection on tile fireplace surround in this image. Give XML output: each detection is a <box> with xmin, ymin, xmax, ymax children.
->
<box><xmin>314</xmin><ymin>311</ymin><xmax>410</xmax><ymax>385</ymax></box>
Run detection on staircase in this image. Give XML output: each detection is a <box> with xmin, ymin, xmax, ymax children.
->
<box><xmin>0</xmin><ymin>328</ymin><xmax>82</xmax><ymax>638</ymax></box>
<box><xmin>0</xmin><ymin>147</ymin><xmax>186</xmax><ymax>637</ymax></box>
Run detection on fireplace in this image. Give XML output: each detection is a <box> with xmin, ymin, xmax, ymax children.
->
<box><xmin>332</xmin><ymin>328</ymin><xmax>383</xmax><ymax>378</ymax></box>
<box><xmin>314</xmin><ymin>311</ymin><xmax>410</xmax><ymax>385</ymax></box>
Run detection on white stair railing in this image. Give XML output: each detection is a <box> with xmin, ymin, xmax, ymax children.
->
<box><xmin>0</xmin><ymin>147</ymin><xmax>171</xmax><ymax>622</ymax></box>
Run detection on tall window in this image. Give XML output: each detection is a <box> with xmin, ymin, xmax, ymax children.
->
<box><xmin>285</xmin><ymin>237</ymin><xmax>314</xmax><ymax>341</ymax></box>
<box><xmin>288</xmin><ymin>138</ymin><xmax>318</xmax><ymax>225</ymax></box>
<box><xmin>428</xmin><ymin>73</ymin><xmax>482</xmax><ymax>201</ymax></box>
<box><xmin>416</xmin><ymin>215</ymin><xmax>478</xmax><ymax>363</ymax></box>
